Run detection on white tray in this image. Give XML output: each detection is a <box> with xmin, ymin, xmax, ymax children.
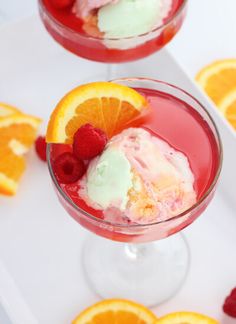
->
<box><xmin>0</xmin><ymin>16</ymin><xmax>236</xmax><ymax>324</ymax></box>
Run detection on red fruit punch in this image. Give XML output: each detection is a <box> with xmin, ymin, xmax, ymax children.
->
<box><xmin>35</xmin><ymin>136</ymin><xmax>47</xmax><ymax>162</ymax></box>
<box><xmin>51</xmin><ymin>0</ymin><xmax>74</xmax><ymax>9</ymax></box>
<box><xmin>53</xmin><ymin>152</ymin><xmax>86</xmax><ymax>184</ymax></box>
<box><xmin>73</xmin><ymin>124</ymin><xmax>107</xmax><ymax>160</ymax></box>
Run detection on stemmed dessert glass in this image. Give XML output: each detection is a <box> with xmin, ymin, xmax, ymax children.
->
<box><xmin>47</xmin><ymin>78</ymin><xmax>222</xmax><ymax>307</ymax></box>
<box><xmin>38</xmin><ymin>0</ymin><xmax>187</xmax><ymax>79</ymax></box>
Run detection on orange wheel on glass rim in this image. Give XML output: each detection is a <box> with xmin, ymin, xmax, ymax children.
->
<box><xmin>72</xmin><ymin>299</ymin><xmax>158</xmax><ymax>324</ymax></box>
<box><xmin>46</xmin><ymin>82</ymin><xmax>147</xmax><ymax>143</ymax></box>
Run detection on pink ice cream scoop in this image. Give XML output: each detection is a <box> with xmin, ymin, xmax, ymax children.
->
<box><xmin>73</xmin><ymin>0</ymin><xmax>118</xmax><ymax>19</ymax></box>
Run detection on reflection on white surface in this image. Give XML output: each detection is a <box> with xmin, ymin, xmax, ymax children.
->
<box><xmin>0</xmin><ymin>260</ymin><xmax>38</xmax><ymax>324</ymax></box>
<box><xmin>0</xmin><ymin>304</ymin><xmax>11</xmax><ymax>324</ymax></box>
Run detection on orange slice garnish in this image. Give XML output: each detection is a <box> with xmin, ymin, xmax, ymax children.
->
<box><xmin>46</xmin><ymin>82</ymin><xmax>147</xmax><ymax>143</ymax></box>
<box><xmin>0</xmin><ymin>102</ymin><xmax>21</xmax><ymax>117</ymax></box>
<box><xmin>72</xmin><ymin>299</ymin><xmax>158</xmax><ymax>324</ymax></box>
<box><xmin>196</xmin><ymin>59</ymin><xmax>236</xmax><ymax>105</ymax></box>
<box><xmin>157</xmin><ymin>311</ymin><xmax>218</xmax><ymax>324</ymax></box>
<box><xmin>0</xmin><ymin>113</ymin><xmax>42</xmax><ymax>195</ymax></box>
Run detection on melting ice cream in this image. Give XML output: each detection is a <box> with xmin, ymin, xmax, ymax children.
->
<box><xmin>79</xmin><ymin>128</ymin><xmax>196</xmax><ymax>224</ymax></box>
<box><xmin>73</xmin><ymin>0</ymin><xmax>173</xmax><ymax>49</ymax></box>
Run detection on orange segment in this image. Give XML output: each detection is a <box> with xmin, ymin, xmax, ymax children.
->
<box><xmin>196</xmin><ymin>59</ymin><xmax>236</xmax><ymax>130</ymax></box>
<box><xmin>0</xmin><ymin>145</ymin><xmax>26</xmax><ymax>196</ymax></box>
<box><xmin>0</xmin><ymin>114</ymin><xmax>42</xmax><ymax>151</ymax></box>
<box><xmin>72</xmin><ymin>299</ymin><xmax>157</xmax><ymax>324</ymax></box>
<box><xmin>0</xmin><ymin>113</ymin><xmax>42</xmax><ymax>196</ymax></box>
<box><xmin>65</xmin><ymin>97</ymin><xmax>106</xmax><ymax>142</ymax></box>
<box><xmin>196</xmin><ymin>59</ymin><xmax>236</xmax><ymax>105</ymax></box>
<box><xmin>157</xmin><ymin>311</ymin><xmax>218</xmax><ymax>324</ymax></box>
<box><xmin>101</xmin><ymin>97</ymin><xmax>121</xmax><ymax>137</ymax></box>
<box><xmin>114</xmin><ymin>101</ymin><xmax>140</xmax><ymax>134</ymax></box>
<box><xmin>218</xmin><ymin>87</ymin><xmax>236</xmax><ymax>130</ymax></box>
<box><xmin>0</xmin><ymin>102</ymin><xmax>21</xmax><ymax>117</ymax></box>
<box><xmin>46</xmin><ymin>82</ymin><xmax>147</xmax><ymax>143</ymax></box>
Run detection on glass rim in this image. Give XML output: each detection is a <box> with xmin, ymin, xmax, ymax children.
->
<box><xmin>38</xmin><ymin>0</ymin><xmax>188</xmax><ymax>41</ymax></box>
<box><xmin>47</xmin><ymin>77</ymin><xmax>223</xmax><ymax>229</ymax></box>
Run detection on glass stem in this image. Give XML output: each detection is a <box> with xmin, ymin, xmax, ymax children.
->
<box><xmin>106</xmin><ymin>63</ymin><xmax>117</xmax><ymax>81</ymax></box>
<box><xmin>124</xmin><ymin>243</ymin><xmax>150</xmax><ymax>261</ymax></box>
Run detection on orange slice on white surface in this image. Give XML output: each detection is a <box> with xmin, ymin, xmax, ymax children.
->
<box><xmin>196</xmin><ymin>59</ymin><xmax>236</xmax><ymax>130</ymax></box>
<box><xmin>0</xmin><ymin>102</ymin><xmax>21</xmax><ymax>117</ymax></box>
<box><xmin>196</xmin><ymin>59</ymin><xmax>236</xmax><ymax>105</ymax></box>
<box><xmin>218</xmin><ymin>87</ymin><xmax>236</xmax><ymax>130</ymax></box>
<box><xmin>0</xmin><ymin>145</ymin><xmax>26</xmax><ymax>196</ymax></box>
<box><xmin>0</xmin><ymin>114</ymin><xmax>42</xmax><ymax>154</ymax></box>
<box><xmin>46</xmin><ymin>82</ymin><xmax>147</xmax><ymax>143</ymax></box>
<box><xmin>157</xmin><ymin>311</ymin><xmax>218</xmax><ymax>324</ymax></box>
<box><xmin>0</xmin><ymin>113</ymin><xmax>42</xmax><ymax>195</ymax></box>
<box><xmin>72</xmin><ymin>299</ymin><xmax>158</xmax><ymax>324</ymax></box>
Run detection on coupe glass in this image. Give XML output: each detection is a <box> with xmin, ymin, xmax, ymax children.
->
<box><xmin>38</xmin><ymin>0</ymin><xmax>187</xmax><ymax>66</ymax></box>
<box><xmin>47</xmin><ymin>78</ymin><xmax>222</xmax><ymax>307</ymax></box>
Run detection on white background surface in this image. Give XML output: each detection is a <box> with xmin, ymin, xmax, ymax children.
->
<box><xmin>0</xmin><ymin>1</ymin><xmax>236</xmax><ymax>323</ymax></box>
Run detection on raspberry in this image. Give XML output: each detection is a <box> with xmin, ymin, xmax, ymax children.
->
<box><xmin>53</xmin><ymin>152</ymin><xmax>86</xmax><ymax>184</ymax></box>
<box><xmin>51</xmin><ymin>0</ymin><xmax>74</xmax><ymax>9</ymax></box>
<box><xmin>223</xmin><ymin>287</ymin><xmax>236</xmax><ymax>318</ymax></box>
<box><xmin>73</xmin><ymin>124</ymin><xmax>107</xmax><ymax>160</ymax></box>
<box><xmin>230</xmin><ymin>288</ymin><xmax>236</xmax><ymax>300</ymax></box>
<box><xmin>35</xmin><ymin>136</ymin><xmax>47</xmax><ymax>162</ymax></box>
<box><xmin>50</xmin><ymin>144</ymin><xmax>71</xmax><ymax>161</ymax></box>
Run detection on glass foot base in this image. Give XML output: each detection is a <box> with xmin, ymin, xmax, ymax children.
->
<box><xmin>82</xmin><ymin>233</ymin><xmax>190</xmax><ymax>307</ymax></box>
